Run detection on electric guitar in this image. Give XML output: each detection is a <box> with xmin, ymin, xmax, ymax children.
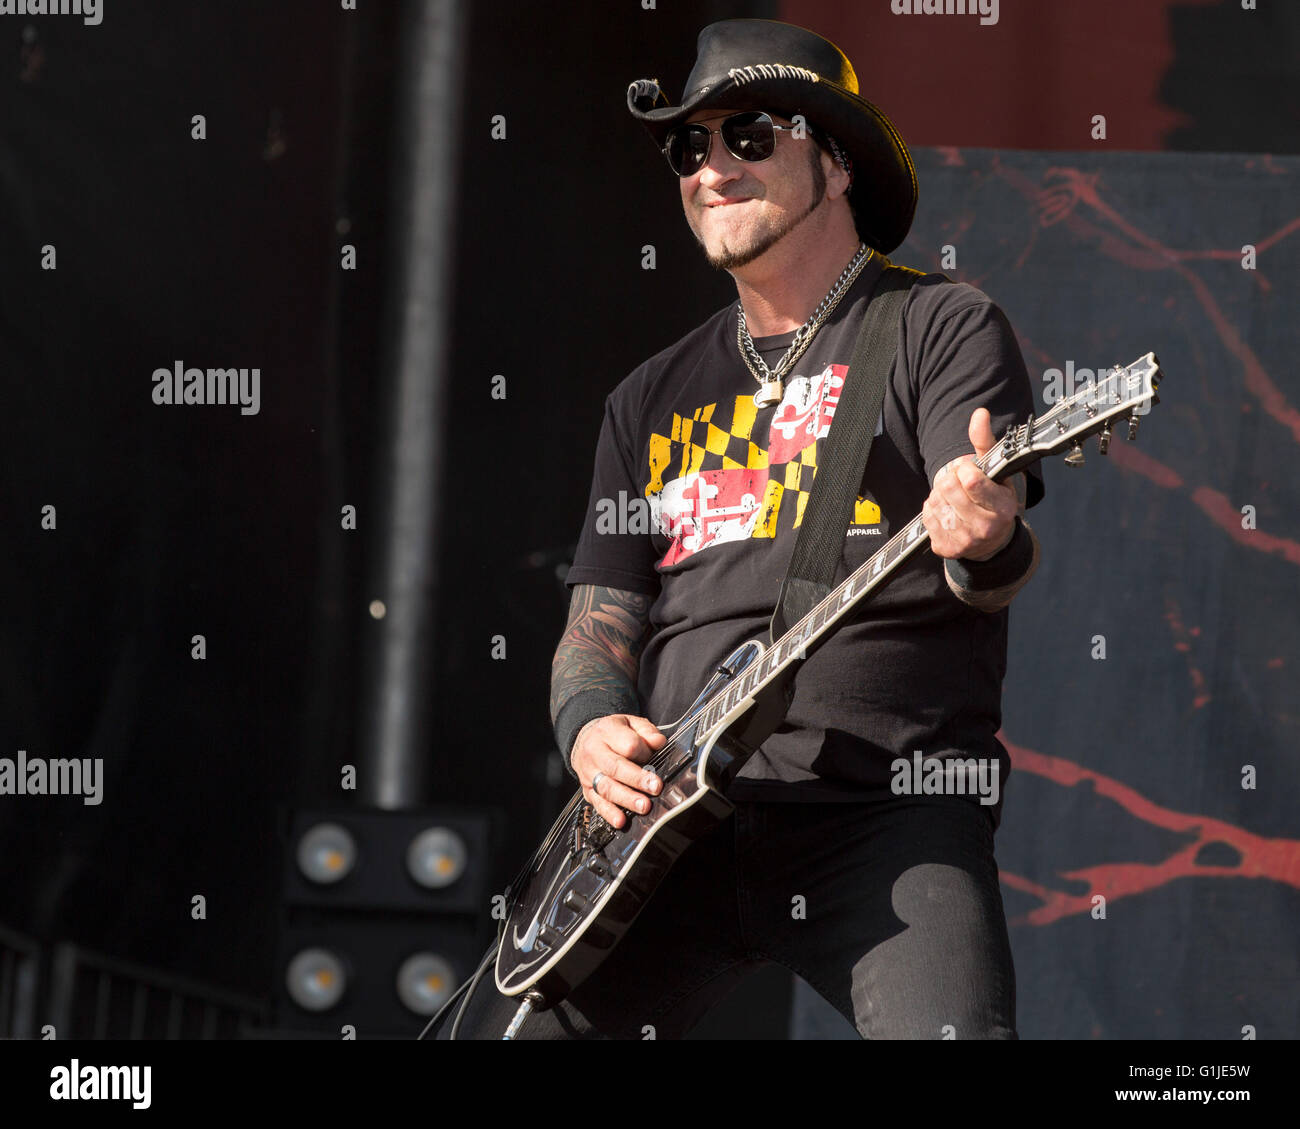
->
<box><xmin>497</xmin><ymin>352</ymin><xmax>1163</xmax><ymax>1006</ymax></box>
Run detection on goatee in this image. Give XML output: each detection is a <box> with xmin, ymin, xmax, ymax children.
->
<box><xmin>696</xmin><ymin>157</ymin><xmax>827</xmax><ymax>271</ymax></box>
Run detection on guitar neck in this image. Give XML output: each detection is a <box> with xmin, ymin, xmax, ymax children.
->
<box><xmin>690</xmin><ymin>348</ymin><xmax>1161</xmax><ymax>744</ymax></box>
<box><xmin>695</xmin><ymin>440</ymin><xmax>1025</xmax><ymax>737</ymax></box>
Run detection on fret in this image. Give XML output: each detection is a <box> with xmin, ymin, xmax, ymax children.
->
<box><xmin>737</xmin><ymin>668</ymin><xmax>757</xmax><ymax>700</ymax></box>
<box><xmin>780</xmin><ymin>634</ymin><xmax>799</xmax><ymax>664</ymax></box>
<box><xmin>708</xmin><ymin>495</ymin><xmax>947</xmax><ymax>729</ymax></box>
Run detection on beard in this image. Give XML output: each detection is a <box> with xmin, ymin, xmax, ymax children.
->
<box><xmin>693</xmin><ymin>149</ymin><xmax>828</xmax><ymax>271</ymax></box>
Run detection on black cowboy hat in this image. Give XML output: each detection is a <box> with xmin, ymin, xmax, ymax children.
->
<box><xmin>627</xmin><ymin>18</ymin><xmax>917</xmax><ymax>255</ymax></box>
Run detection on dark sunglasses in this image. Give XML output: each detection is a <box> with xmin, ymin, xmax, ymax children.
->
<box><xmin>662</xmin><ymin>111</ymin><xmax>806</xmax><ymax>178</ymax></box>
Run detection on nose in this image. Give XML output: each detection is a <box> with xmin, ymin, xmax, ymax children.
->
<box><xmin>696</xmin><ymin>150</ymin><xmax>742</xmax><ymax>191</ymax></box>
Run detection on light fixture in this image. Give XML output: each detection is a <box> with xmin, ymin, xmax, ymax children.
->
<box><xmin>285</xmin><ymin>948</ymin><xmax>347</xmax><ymax>1012</ymax></box>
<box><xmin>395</xmin><ymin>952</ymin><xmax>456</xmax><ymax>1015</ymax></box>
<box><xmin>406</xmin><ymin>827</ymin><xmax>467</xmax><ymax>889</ymax></box>
<box><xmin>296</xmin><ymin>822</ymin><xmax>358</xmax><ymax>885</ymax></box>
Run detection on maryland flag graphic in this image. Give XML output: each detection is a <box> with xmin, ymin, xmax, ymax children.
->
<box><xmin>646</xmin><ymin>364</ymin><xmax>883</xmax><ymax>566</ymax></box>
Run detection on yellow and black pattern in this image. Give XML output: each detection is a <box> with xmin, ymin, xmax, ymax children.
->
<box><xmin>645</xmin><ymin>381</ymin><xmax>881</xmax><ymax>564</ymax></box>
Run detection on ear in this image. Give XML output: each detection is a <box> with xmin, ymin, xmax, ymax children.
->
<box><xmin>822</xmin><ymin>146</ymin><xmax>851</xmax><ymax>201</ymax></box>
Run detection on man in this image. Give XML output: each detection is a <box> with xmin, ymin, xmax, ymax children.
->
<box><xmin>441</xmin><ymin>18</ymin><xmax>1043</xmax><ymax>1040</ymax></box>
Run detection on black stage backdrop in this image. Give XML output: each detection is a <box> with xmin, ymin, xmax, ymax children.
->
<box><xmin>1</xmin><ymin>0</ymin><xmax>1297</xmax><ymax>1039</ymax></box>
<box><xmin>794</xmin><ymin>147</ymin><xmax>1300</xmax><ymax>1039</ymax></box>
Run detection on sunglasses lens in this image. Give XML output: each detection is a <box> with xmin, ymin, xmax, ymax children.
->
<box><xmin>666</xmin><ymin>125</ymin><xmax>710</xmax><ymax>176</ymax></box>
<box><xmin>722</xmin><ymin>112</ymin><xmax>776</xmax><ymax>162</ymax></box>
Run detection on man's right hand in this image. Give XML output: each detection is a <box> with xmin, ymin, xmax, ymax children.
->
<box><xmin>570</xmin><ymin>714</ymin><xmax>667</xmax><ymax>829</ymax></box>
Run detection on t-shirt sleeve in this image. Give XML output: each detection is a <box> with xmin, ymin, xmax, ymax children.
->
<box><xmin>908</xmin><ymin>290</ymin><xmax>1046</xmax><ymax>510</ymax></box>
<box><xmin>564</xmin><ymin>393</ymin><xmax>662</xmax><ymax>596</ymax></box>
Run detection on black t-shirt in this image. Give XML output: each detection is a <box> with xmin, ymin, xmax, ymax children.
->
<box><xmin>565</xmin><ymin>255</ymin><xmax>1045</xmax><ymax>819</ymax></box>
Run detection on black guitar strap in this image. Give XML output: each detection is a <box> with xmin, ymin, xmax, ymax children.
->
<box><xmin>769</xmin><ymin>262</ymin><xmax>921</xmax><ymax>643</ymax></box>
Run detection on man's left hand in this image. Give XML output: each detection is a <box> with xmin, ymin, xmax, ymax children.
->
<box><xmin>922</xmin><ymin>408</ymin><xmax>1021</xmax><ymax>562</ymax></box>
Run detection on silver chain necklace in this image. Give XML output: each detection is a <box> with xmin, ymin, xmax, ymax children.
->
<box><xmin>737</xmin><ymin>243</ymin><xmax>872</xmax><ymax>408</ymax></box>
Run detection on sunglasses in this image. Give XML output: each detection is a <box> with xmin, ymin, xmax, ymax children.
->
<box><xmin>662</xmin><ymin>111</ymin><xmax>807</xmax><ymax>178</ymax></box>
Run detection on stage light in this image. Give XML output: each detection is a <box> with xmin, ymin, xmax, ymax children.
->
<box><xmin>395</xmin><ymin>952</ymin><xmax>456</xmax><ymax>1015</ymax></box>
<box><xmin>405</xmin><ymin>827</ymin><xmax>467</xmax><ymax>889</ymax></box>
<box><xmin>296</xmin><ymin>822</ymin><xmax>358</xmax><ymax>885</ymax></box>
<box><xmin>276</xmin><ymin>808</ymin><xmax>498</xmax><ymax>1034</ymax></box>
<box><xmin>285</xmin><ymin>948</ymin><xmax>347</xmax><ymax>1012</ymax></box>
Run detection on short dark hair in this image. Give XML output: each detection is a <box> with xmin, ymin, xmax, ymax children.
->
<box><xmin>808</xmin><ymin>126</ymin><xmax>859</xmax><ymax>236</ymax></box>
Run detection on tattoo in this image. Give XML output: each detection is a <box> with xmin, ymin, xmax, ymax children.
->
<box><xmin>550</xmin><ymin>585</ymin><xmax>655</xmax><ymax>723</ymax></box>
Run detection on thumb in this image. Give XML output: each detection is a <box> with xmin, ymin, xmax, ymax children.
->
<box><xmin>969</xmin><ymin>407</ymin><xmax>997</xmax><ymax>457</ymax></box>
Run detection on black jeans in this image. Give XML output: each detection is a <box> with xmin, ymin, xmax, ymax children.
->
<box><xmin>434</xmin><ymin>794</ymin><xmax>1017</xmax><ymax>1039</ymax></box>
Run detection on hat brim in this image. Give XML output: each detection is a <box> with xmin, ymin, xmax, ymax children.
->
<box><xmin>630</xmin><ymin>75</ymin><xmax>917</xmax><ymax>255</ymax></box>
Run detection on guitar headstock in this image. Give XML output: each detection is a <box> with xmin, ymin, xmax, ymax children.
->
<box><xmin>990</xmin><ymin>352</ymin><xmax>1163</xmax><ymax>474</ymax></box>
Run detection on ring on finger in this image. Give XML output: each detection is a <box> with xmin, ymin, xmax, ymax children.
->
<box><xmin>591</xmin><ymin>771</ymin><xmax>606</xmax><ymax>793</ymax></box>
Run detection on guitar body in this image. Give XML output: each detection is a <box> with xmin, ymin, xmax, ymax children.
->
<box><xmin>495</xmin><ymin>638</ymin><xmax>786</xmax><ymax>1001</ymax></box>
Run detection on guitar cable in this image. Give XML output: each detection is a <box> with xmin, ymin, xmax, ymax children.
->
<box><xmin>416</xmin><ymin>940</ymin><xmax>497</xmax><ymax>1041</ymax></box>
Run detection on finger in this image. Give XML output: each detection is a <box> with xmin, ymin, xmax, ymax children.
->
<box><xmin>933</xmin><ymin>481</ymin><xmax>1009</xmax><ymax>551</ymax></box>
<box><xmin>937</xmin><ymin>460</ymin><xmax>1007</xmax><ymax>516</ymax></box>
<box><xmin>586</xmin><ymin>785</ymin><xmax>630</xmax><ymax>828</ymax></box>
<box><xmin>600</xmin><ymin>772</ymin><xmax>654</xmax><ymax>817</ymax></box>
<box><xmin>600</xmin><ymin>747</ymin><xmax>662</xmax><ymax>800</ymax></box>
<box><xmin>597</xmin><ymin>719</ymin><xmax>655</xmax><ymax>765</ymax></box>
<box><xmin>929</xmin><ymin>494</ymin><xmax>959</xmax><ymax>535</ymax></box>
<box><xmin>922</xmin><ymin>496</ymin><xmax>956</xmax><ymax>556</ymax></box>
<box><xmin>959</xmin><ymin>469</ymin><xmax>1014</xmax><ymax>514</ymax></box>
<box><xmin>587</xmin><ymin>768</ymin><xmax>652</xmax><ymax>828</ymax></box>
<box><xmin>626</xmin><ymin>716</ymin><xmax>668</xmax><ymax>749</ymax></box>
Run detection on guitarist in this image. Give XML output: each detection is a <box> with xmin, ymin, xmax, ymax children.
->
<box><xmin>442</xmin><ymin>18</ymin><xmax>1044</xmax><ymax>1039</ymax></box>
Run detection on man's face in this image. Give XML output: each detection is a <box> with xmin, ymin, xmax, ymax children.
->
<box><xmin>678</xmin><ymin>108</ymin><xmax>827</xmax><ymax>271</ymax></box>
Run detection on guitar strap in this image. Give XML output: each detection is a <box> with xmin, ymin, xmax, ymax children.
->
<box><xmin>769</xmin><ymin>262</ymin><xmax>921</xmax><ymax>643</ymax></box>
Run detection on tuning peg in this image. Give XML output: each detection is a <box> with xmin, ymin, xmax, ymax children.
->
<box><xmin>1098</xmin><ymin>424</ymin><xmax>1112</xmax><ymax>455</ymax></box>
<box><xmin>1127</xmin><ymin>412</ymin><xmax>1140</xmax><ymax>441</ymax></box>
<box><xmin>1064</xmin><ymin>441</ymin><xmax>1085</xmax><ymax>467</ymax></box>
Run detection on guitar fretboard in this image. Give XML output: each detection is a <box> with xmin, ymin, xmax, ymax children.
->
<box><xmin>695</xmin><ymin>503</ymin><xmax>939</xmax><ymax>737</ymax></box>
<box><xmin>688</xmin><ymin>351</ymin><xmax>1160</xmax><ymax>747</ymax></box>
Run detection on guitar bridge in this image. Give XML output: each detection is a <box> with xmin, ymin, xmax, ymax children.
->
<box><xmin>577</xmin><ymin>803</ymin><xmax>617</xmax><ymax>851</ymax></box>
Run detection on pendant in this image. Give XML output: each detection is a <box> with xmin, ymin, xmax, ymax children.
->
<box><xmin>753</xmin><ymin>378</ymin><xmax>783</xmax><ymax>408</ymax></box>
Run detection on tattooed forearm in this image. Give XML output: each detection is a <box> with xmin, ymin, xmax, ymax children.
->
<box><xmin>550</xmin><ymin>585</ymin><xmax>655</xmax><ymax>723</ymax></box>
